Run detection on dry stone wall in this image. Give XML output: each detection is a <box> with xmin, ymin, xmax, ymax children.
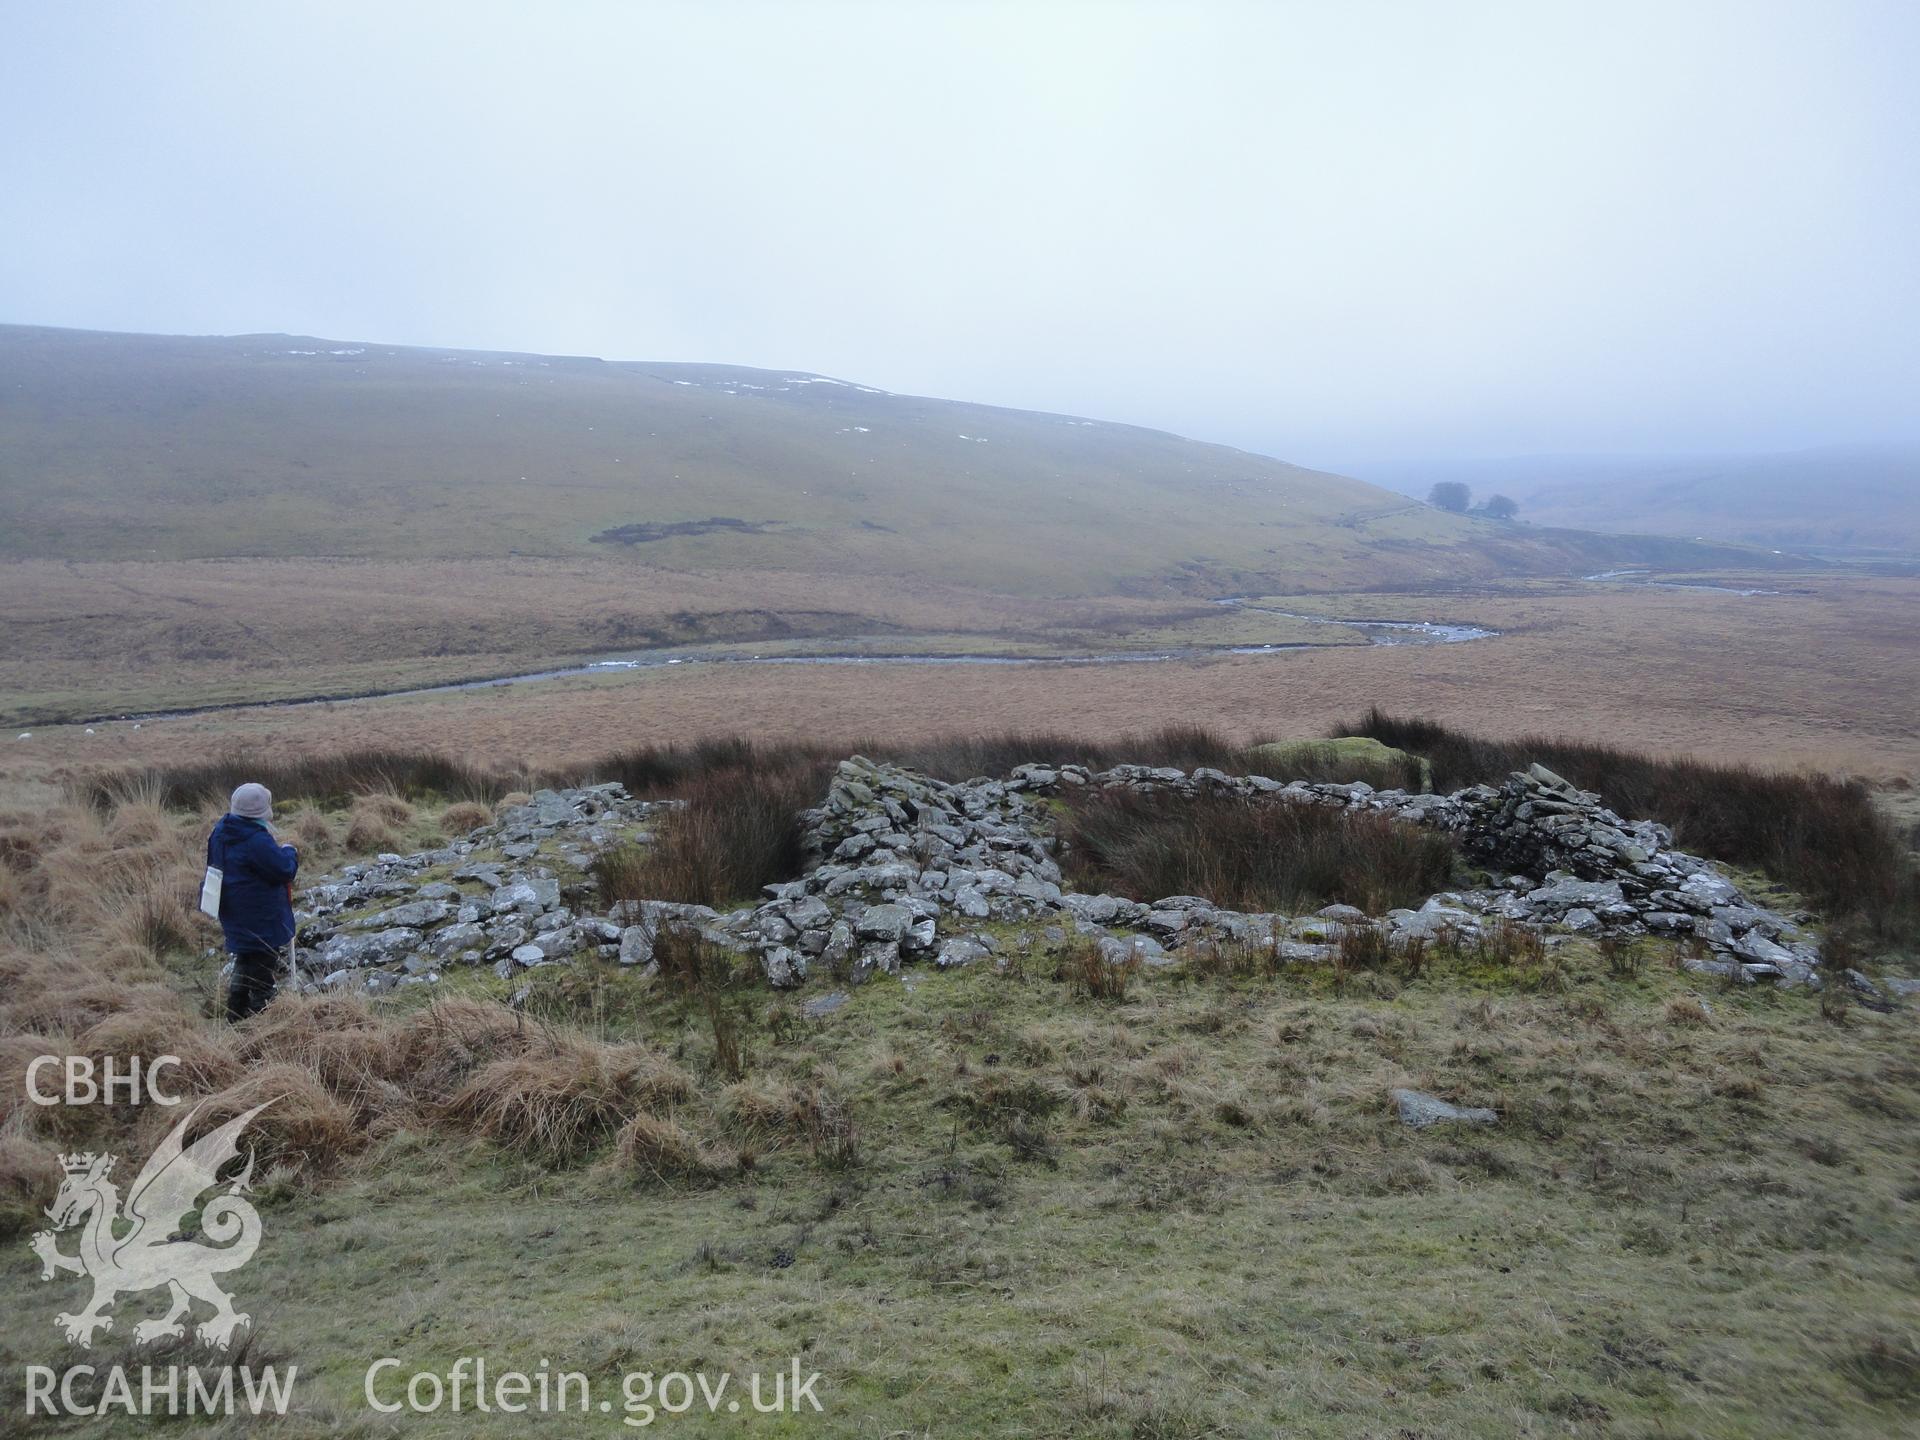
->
<box><xmin>290</xmin><ymin>754</ymin><xmax>1826</xmax><ymax>998</ymax></box>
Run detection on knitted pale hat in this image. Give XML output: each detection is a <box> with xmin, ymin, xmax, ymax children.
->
<box><xmin>229</xmin><ymin>782</ymin><xmax>273</xmax><ymax>819</ymax></box>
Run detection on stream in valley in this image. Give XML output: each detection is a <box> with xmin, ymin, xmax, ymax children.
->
<box><xmin>89</xmin><ymin>598</ymin><xmax>1501</xmax><ymax>724</ymax></box>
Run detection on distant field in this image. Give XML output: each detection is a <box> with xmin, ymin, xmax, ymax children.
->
<box><xmin>10</xmin><ymin>574</ymin><xmax>1917</xmax><ymax>786</ymax></box>
<box><xmin>0</xmin><ymin>557</ymin><xmax>1366</xmax><ymax>724</ymax></box>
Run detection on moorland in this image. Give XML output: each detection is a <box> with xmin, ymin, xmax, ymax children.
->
<box><xmin>2</xmin><ymin>324</ymin><xmax>1916</xmax><ymax>1439</ymax></box>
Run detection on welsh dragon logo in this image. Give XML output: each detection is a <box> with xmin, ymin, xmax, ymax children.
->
<box><xmin>29</xmin><ymin>1101</ymin><xmax>272</xmax><ymax>1349</ymax></box>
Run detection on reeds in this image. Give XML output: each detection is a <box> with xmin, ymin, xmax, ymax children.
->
<box><xmin>1059</xmin><ymin>789</ymin><xmax>1457</xmax><ymax>916</ymax></box>
<box><xmin>1343</xmin><ymin>708</ymin><xmax>1918</xmax><ymax>943</ymax></box>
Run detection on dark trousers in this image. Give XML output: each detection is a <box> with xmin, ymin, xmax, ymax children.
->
<box><xmin>227</xmin><ymin>949</ymin><xmax>280</xmax><ymax>1022</ymax></box>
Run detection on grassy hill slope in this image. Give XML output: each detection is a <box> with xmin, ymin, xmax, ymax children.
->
<box><xmin>0</xmin><ymin>325</ymin><xmax>1766</xmax><ymax>593</ymax></box>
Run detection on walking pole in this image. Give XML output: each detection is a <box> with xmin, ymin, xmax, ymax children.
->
<box><xmin>284</xmin><ymin>877</ymin><xmax>302</xmax><ymax>992</ymax></box>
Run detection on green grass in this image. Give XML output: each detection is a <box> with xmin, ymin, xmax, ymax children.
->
<box><xmin>0</xmin><ymin>324</ymin><xmax>1768</xmax><ymax>595</ymax></box>
<box><xmin>5</xmin><ymin>943</ymin><xmax>1916</xmax><ymax>1437</ymax></box>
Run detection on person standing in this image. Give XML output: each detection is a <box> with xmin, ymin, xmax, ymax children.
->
<box><xmin>207</xmin><ymin>782</ymin><xmax>298</xmax><ymax>1021</ymax></box>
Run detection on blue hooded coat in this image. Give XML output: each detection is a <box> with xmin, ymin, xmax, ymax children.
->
<box><xmin>207</xmin><ymin>814</ymin><xmax>298</xmax><ymax>953</ymax></box>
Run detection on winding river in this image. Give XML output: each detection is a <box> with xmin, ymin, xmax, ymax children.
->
<box><xmin>1582</xmin><ymin>569</ymin><xmax>1781</xmax><ymax>596</ymax></box>
<box><xmin>88</xmin><ymin>598</ymin><xmax>1500</xmax><ymax>724</ymax></box>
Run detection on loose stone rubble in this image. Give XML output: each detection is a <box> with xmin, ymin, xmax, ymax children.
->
<box><xmin>289</xmin><ymin>755</ymin><xmax>1833</xmax><ymax>998</ymax></box>
<box><xmin>298</xmin><ymin>783</ymin><xmax>652</xmax><ymax>994</ymax></box>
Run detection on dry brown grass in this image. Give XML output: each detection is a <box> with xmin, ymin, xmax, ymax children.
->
<box><xmin>441</xmin><ymin>1038</ymin><xmax>692</xmax><ymax>1163</ymax></box>
<box><xmin>104</xmin><ymin>800</ymin><xmax>174</xmax><ymax>851</ymax></box>
<box><xmin>286</xmin><ymin>805</ymin><xmax>338</xmax><ymax>858</ymax></box>
<box><xmin>0</xmin><ymin>1132</ymin><xmax>60</xmax><ymax>1227</ymax></box>
<box><xmin>102</xmin><ymin>886</ymin><xmax>203</xmax><ymax>962</ymax></box>
<box><xmin>390</xmin><ymin>997</ymin><xmax>538</xmax><ymax>1098</ymax></box>
<box><xmin>355</xmin><ymin>790</ymin><xmax>415</xmax><ymax>827</ymax></box>
<box><xmin>0</xmin><ymin>556</ymin><xmax>1185</xmax><ymax>726</ymax></box>
<box><xmin>147</xmin><ymin>1062</ymin><xmax>360</xmax><ymax>1174</ymax></box>
<box><xmin>78</xmin><ymin>1009</ymin><xmax>239</xmax><ymax>1095</ymax></box>
<box><xmin>0</xmin><ymin>776</ymin><xmax>709</xmax><ymax>1179</ymax></box>
<box><xmin>720</xmin><ymin>1072</ymin><xmax>857</xmax><ymax>1163</ymax></box>
<box><xmin>613</xmin><ymin>1111</ymin><xmax>715</xmax><ymax>1182</ymax></box>
<box><xmin>17</xmin><ymin>576</ymin><xmax>1919</xmax><ymax>792</ymax></box>
<box><xmin>438</xmin><ymin>800</ymin><xmax>494</xmax><ymax>836</ymax></box>
<box><xmin>0</xmin><ymin>949</ymin><xmax>186</xmax><ymax>1046</ymax></box>
<box><xmin>441</xmin><ymin>1049</ymin><xmax>627</xmax><ymax>1162</ymax></box>
<box><xmin>1666</xmin><ymin>996</ymin><xmax>1714</xmax><ymax>1028</ymax></box>
<box><xmin>343</xmin><ymin>809</ymin><xmax>400</xmax><ymax>855</ymax></box>
<box><xmin>227</xmin><ymin>994</ymin><xmax>407</xmax><ymax>1121</ymax></box>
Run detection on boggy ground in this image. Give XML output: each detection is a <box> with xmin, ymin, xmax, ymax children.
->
<box><xmin>9</xmin><ymin>572</ymin><xmax>1918</xmax><ymax>783</ymax></box>
<box><xmin>1</xmin><ymin>777</ymin><xmax>1917</xmax><ymax>1437</ymax></box>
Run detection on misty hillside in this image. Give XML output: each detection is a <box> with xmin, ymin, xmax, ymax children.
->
<box><xmin>0</xmin><ymin>326</ymin><xmax>1758</xmax><ymax>594</ymax></box>
<box><xmin>1358</xmin><ymin>450</ymin><xmax>1920</xmax><ymax>560</ymax></box>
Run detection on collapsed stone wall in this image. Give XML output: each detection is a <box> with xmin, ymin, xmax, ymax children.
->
<box><xmin>300</xmin><ymin>783</ymin><xmax>650</xmax><ymax>990</ymax></box>
<box><xmin>296</xmin><ymin>754</ymin><xmax>1824</xmax><ymax>998</ymax></box>
<box><xmin>1000</xmin><ymin>758</ymin><xmax>1819</xmax><ymax>984</ymax></box>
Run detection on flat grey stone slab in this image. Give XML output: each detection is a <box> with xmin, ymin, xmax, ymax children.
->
<box><xmin>1391</xmin><ymin>1088</ymin><xmax>1497</xmax><ymax>1129</ymax></box>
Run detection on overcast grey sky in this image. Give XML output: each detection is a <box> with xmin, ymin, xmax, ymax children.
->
<box><xmin>3</xmin><ymin>0</ymin><xmax>1915</xmax><ymax>467</ymax></box>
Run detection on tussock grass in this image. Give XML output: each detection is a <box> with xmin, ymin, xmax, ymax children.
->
<box><xmin>342</xmin><ymin>809</ymin><xmax>400</xmax><ymax>855</ymax></box>
<box><xmin>0</xmin><ymin>1033</ymin><xmax>59</xmax><ymax>1114</ymax></box>
<box><xmin>1666</xmin><ymin>996</ymin><xmax>1713</xmax><ymax>1027</ymax></box>
<box><xmin>613</xmin><ymin>1111</ymin><xmax>717</xmax><ymax>1182</ymax></box>
<box><xmin>109</xmin><ymin>886</ymin><xmax>202</xmax><ymax>961</ymax></box>
<box><xmin>285</xmin><ymin>805</ymin><xmax>338</xmax><ymax>859</ymax></box>
<box><xmin>1060</xmin><ymin>788</ymin><xmax>1457</xmax><ymax>915</ymax></box>
<box><xmin>103</xmin><ymin>799</ymin><xmax>174</xmax><ymax>851</ymax></box>
<box><xmin>438</xmin><ymin>800</ymin><xmax>495</xmax><ymax>836</ymax></box>
<box><xmin>154</xmin><ymin>1062</ymin><xmax>359</xmax><ymax>1174</ymax></box>
<box><xmin>0</xmin><ymin>959</ymin><xmax>186</xmax><ymax>1048</ymax></box>
<box><xmin>227</xmin><ymin>993</ymin><xmax>406</xmax><ymax>1121</ymax></box>
<box><xmin>442</xmin><ymin>1046</ymin><xmax>644</xmax><ymax>1163</ymax></box>
<box><xmin>407</xmin><ymin>996</ymin><xmax>694</xmax><ymax>1162</ymax></box>
<box><xmin>353</xmin><ymin>790</ymin><xmax>415</xmax><ymax>828</ymax></box>
<box><xmin>78</xmin><ymin>1009</ymin><xmax>239</xmax><ymax>1095</ymax></box>
<box><xmin>720</xmin><ymin>1073</ymin><xmax>858</xmax><ymax>1165</ymax></box>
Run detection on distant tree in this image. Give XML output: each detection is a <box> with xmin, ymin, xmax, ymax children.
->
<box><xmin>1478</xmin><ymin>493</ymin><xmax>1518</xmax><ymax>520</ymax></box>
<box><xmin>1427</xmin><ymin>481</ymin><xmax>1471</xmax><ymax>513</ymax></box>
